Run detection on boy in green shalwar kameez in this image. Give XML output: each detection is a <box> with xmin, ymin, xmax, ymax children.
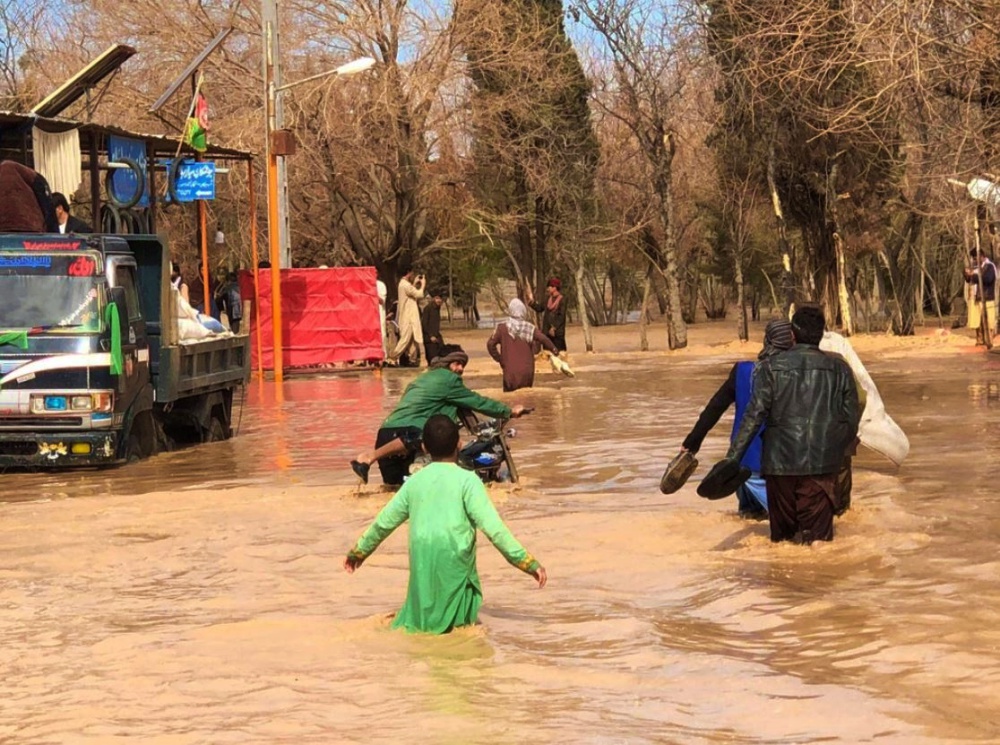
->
<box><xmin>344</xmin><ymin>415</ymin><xmax>547</xmax><ymax>634</ymax></box>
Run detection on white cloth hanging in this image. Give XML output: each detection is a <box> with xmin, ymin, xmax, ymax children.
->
<box><xmin>820</xmin><ymin>331</ymin><xmax>910</xmax><ymax>465</ymax></box>
<box><xmin>32</xmin><ymin>126</ymin><xmax>82</xmax><ymax>196</ymax></box>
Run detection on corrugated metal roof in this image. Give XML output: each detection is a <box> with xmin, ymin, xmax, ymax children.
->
<box><xmin>0</xmin><ymin>110</ymin><xmax>254</xmax><ymax>160</ymax></box>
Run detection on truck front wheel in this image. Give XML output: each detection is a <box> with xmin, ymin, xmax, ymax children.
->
<box><xmin>124</xmin><ymin>411</ymin><xmax>156</xmax><ymax>462</ymax></box>
<box><xmin>124</xmin><ymin>433</ymin><xmax>143</xmax><ymax>463</ymax></box>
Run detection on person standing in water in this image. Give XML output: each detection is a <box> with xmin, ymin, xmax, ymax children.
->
<box><xmin>721</xmin><ymin>306</ymin><xmax>860</xmax><ymax>544</ymax></box>
<box><xmin>487</xmin><ymin>298</ymin><xmax>559</xmax><ymax>392</ymax></box>
<box><xmin>527</xmin><ymin>278</ymin><xmax>567</xmax><ymax>353</ymax></box>
<box><xmin>344</xmin><ymin>415</ymin><xmax>547</xmax><ymax>634</ymax></box>
<box><xmin>679</xmin><ymin>319</ymin><xmax>795</xmax><ymax>519</ymax></box>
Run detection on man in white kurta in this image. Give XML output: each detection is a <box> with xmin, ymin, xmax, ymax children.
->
<box><xmin>389</xmin><ymin>269</ymin><xmax>425</xmax><ymax>364</ymax></box>
<box><xmin>376</xmin><ymin>277</ymin><xmax>388</xmax><ymax>357</ymax></box>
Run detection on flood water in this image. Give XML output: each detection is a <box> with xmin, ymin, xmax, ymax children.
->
<box><xmin>3</xmin><ymin>337</ymin><xmax>1000</xmax><ymax>743</ymax></box>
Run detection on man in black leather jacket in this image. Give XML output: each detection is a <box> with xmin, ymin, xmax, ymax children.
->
<box><xmin>725</xmin><ymin>306</ymin><xmax>860</xmax><ymax>544</ymax></box>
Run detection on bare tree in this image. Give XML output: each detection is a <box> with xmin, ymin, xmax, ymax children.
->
<box><xmin>0</xmin><ymin>0</ymin><xmax>50</xmax><ymax>109</ymax></box>
<box><xmin>575</xmin><ymin>0</ymin><xmax>695</xmax><ymax>349</ymax></box>
<box><xmin>285</xmin><ymin>0</ymin><xmax>465</xmax><ymax>291</ymax></box>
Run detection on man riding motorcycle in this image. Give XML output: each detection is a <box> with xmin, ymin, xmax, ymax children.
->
<box><xmin>351</xmin><ymin>345</ymin><xmax>528</xmax><ymax>485</ymax></box>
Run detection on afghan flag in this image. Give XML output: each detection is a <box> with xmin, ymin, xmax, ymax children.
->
<box><xmin>185</xmin><ymin>92</ymin><xmax>209</xmax><ymax>152</ymax></box>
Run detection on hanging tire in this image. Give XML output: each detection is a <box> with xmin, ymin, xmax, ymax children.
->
<box><xmin>137</xmin><ymin>209</ymin><xmax>152</xmax><ymax>234</ymax></box>
<box><xmin>167</xmin><ymin>157</ymin><xmax>185</xmax><ymax>204</ymax></box>
<box><xmin>100</xmin><ymin>204</ymin><xmax>122</xmax><ymax>234</ymax></box>
<box><xmin>106</xmin><ymin>156</ymin><xmax>145</xmax><ymax>209</ymax></box>
<box><xmin>118</xmin><ymin>210</ymin><xmax>134</xmax><ymax>234</ymax></box>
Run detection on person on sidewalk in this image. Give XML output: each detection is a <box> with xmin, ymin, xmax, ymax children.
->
<box><xmin>388</xmin><ymin>267</ymin><xmax>426</xmax><ymax>366</ymax></box>
<box><xmin>421</xmin><ymin>293</ymin><xmax>445</xmax><ymax>365</ymax></box>
<box><xmin>965</xmin><ymin>249</ymin><xmax>997</xmax><ymax>346</ymax></box>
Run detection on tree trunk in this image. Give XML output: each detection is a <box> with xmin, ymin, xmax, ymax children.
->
<box><xmin>881</xmin><ymin>208</ymin><xmax>923</xmax><ymax>336</ymax></box>
<box><xmin>767</xmin><ymin>140</ymin><xmax>795</xmax><ymax>315</ymax></box>
<box><xmin>834</xmin><ymin>236</ymin><xmax>854</xmax><ymax>336</ymax></box>
<box><xmin>735</xmin><ymin>255</ymin><xmax>748</xmax><ymax>341</ymax></box>
<box><xmin>639</xmin><ymin>266</ymin><xmax>652</xmax><ymax>351</ymax></box>
<box><xmin>574</xmin><ymin>259</ymin><xmax>594</xmax><ymax>352</ymax></box>
<box><xmin>654</xmin><ymin>136</ymin><xmax>688</xmax><ymax>349</ymax></box>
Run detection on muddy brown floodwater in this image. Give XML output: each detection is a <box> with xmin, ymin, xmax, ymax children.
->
<box><xmin>2</xmin><ymin>322</ymin><xmax>1000</xmax><ymax>744</ymax></box>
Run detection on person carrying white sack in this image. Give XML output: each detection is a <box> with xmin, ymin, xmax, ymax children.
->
<box><xmin>819</xmin><ymin>330</ymin><xmax>910</xmax><ymax>514</ymax></box>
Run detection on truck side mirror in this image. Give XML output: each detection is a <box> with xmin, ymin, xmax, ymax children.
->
<box><xmin>109</xmin><ymin>286</ymin><xmax>129</xmax><ymax>331</ymax></box>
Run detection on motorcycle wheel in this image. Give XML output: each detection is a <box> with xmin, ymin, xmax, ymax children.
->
<box><xmin>497</xmin><ymin>434</ymin><xmax>518</xmax><ymax>483</ymax></box>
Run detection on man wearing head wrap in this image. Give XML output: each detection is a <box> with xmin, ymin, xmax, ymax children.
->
<box><xmin>487</xmin><ymin>299</ymin><xmax>560</xmax><ymax>391</ymax></box>
<box><xmin>351</xmin><ymin>344</ymin><xmax>529</xmax><ymax>485</ymax></box>
<box><xmin>678</xmin><ymin>319</ymin><xmax>796</xmax><ymax>518</ymax></box>
<box><xmin>527</xmin><ymin>277</ymin><xmax>567</xmax><ymax>353</ymax></box>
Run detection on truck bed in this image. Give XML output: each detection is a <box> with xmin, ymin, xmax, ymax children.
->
<box><xmin>154</xmin><ymin>334</ymin><xmax>250</xmax><ymax>402</ymax></box>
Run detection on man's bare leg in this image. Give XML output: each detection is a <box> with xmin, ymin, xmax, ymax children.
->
<box><xmin>351</xmin><ymin>437</ymin><xmax>410</xmax><ymax>484</ymax></box>
<box><xmin>354</xmin><ymin>437</ymin><xmax>408</xmax><ymax>467</ymax></box>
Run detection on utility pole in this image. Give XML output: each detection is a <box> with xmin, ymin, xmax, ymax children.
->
<box><xmin>260</xmin><ymin>0</ymin><xmax>291</xmax><ymax>268</ymax></box>
<box><xmin>262</xmin><ymin>0</ymin><xmax>284</xmax><ymax>381</ymax></box>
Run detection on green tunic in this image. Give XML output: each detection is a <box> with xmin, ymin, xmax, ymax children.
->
<box><xmin>348</xmin><ymin>462</ymin><xmax>540</xmax><ymax>634</ymax></box>
<box><xmin>381</xmin><ymin>367</ymin><xmax>512</xmax><ymax>429</ymax></box>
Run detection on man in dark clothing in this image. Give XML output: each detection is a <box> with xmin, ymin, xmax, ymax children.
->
<box><xmin>51</xmin><ymin>192</ymin><xmax>93</xmax><ymax>233</ymax></box>
<box><xmin>964</xmin><ymin>249</ymin><xmax>996</xmax><ymax>346</ymax></box>
<box><xmin>0</xmin><ymin>161</ymin><xmax>58</xmax><ymax>233</ymax></box>
<box><xmin>421</xmin><ymin>294</ymin><xmax>445</xmax><ymax>364</ymax></box>
<box><xmin>217</xmin><ymin>271</ymin><xmax>243</xmax><ymax>333</ymax></box>
<box><xmin>680</xmin><ymin>319</ymin><xmax>795</xmax><ymax>519</ymax></box>
<box><xmin>188</xmin><ymin>261</ymin><xmax>219</xmax><ymax>319</ymax></box>
<box><xmin>722</xmin><ymin>307</ymin><xmax>860</xmax><ymax>544</ymax></box>
<box><xmin>528</xmin><ymin>277</ymin><xmax>567</xmax><ymax>353</ymax></box>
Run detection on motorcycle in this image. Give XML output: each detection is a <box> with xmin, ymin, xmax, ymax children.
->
<box><xmin>409</xmin><ymin>407</ymin><xmax>531</xmax><ymax>483</ymax></box>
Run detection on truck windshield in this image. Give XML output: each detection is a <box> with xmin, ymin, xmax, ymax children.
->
<box><xmin>0</xmin><ymin>252</ymin><xmax>103</xmax><ymax>331</ymax></box>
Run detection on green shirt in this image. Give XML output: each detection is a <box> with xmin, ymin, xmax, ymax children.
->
<box><xmin>348</xmin><ymin>462</ymin><xmax>540</xmax><ymax>634</ymax></box>
<box><xmin>381</xmin><ymin>367</ymin><xmax>512</xmax><ymax>429</ymax></box>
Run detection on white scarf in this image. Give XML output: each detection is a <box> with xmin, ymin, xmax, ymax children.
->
<box><xmin>505</xmin><ymin>299</ymin><xmax>536</xmax><ymax>343</ymax></box>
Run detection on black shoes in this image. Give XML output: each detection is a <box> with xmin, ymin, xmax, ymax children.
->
<box><xmin>351</xmin><ymin>460</ymin><xmax>370</xmax><ymax>484</ymax></box>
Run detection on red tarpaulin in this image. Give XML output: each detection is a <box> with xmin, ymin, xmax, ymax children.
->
<box><xmin>241</xmin><ymin>267</ymin><xmax>383</xmax><ymax>370</ymax></box>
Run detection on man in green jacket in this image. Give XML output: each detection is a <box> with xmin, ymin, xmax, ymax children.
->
<box><xmin>351</xmin><ymin>345</ymin><xmax>528</xmax><ymax>485</ymax></box>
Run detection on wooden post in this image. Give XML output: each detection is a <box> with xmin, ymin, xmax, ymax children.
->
<box><xmin>89</xmin><ymin>136</ymin><xmax>101</xmax><ymax>233</ymax></box>
<box><xmin>199</xmin><ymin>198</ymin><xmax>209</xmax><ymax>313</ymax></box>
<box><xmin>146</xmin><ymin>141</ymin><xmax>157</xmax><ymax>233</ymax></box>
<box><xmin>264</xmin><ymin>19</ymin><xmax>284</xmax><ymax>381</ymax></box>
<box><xmin>248</xmin><ymin>159</ymin><xmax>264</xmax><ymax>381</ymax></box>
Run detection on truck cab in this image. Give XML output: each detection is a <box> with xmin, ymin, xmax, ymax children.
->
<box><xmin>0</xmin><ymin>233</ymin><xmax>249</xmax><ymax>466</ymax></box>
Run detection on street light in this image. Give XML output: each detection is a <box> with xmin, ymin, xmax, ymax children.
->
<box><xmin>262</xmin><ymin>40</ymin><xmax>375</xmax><ymax>381</ymax></box>
<box><xmin>276</xmin><ymin>57</ymin><xmax>375</xmax><ymax>93</ymax></box>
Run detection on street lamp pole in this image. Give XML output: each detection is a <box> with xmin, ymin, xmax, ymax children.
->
<box><xmin>262</xmin><ymin>0</ymin><xmax>374</xmax><ymax>384</ymax></box>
